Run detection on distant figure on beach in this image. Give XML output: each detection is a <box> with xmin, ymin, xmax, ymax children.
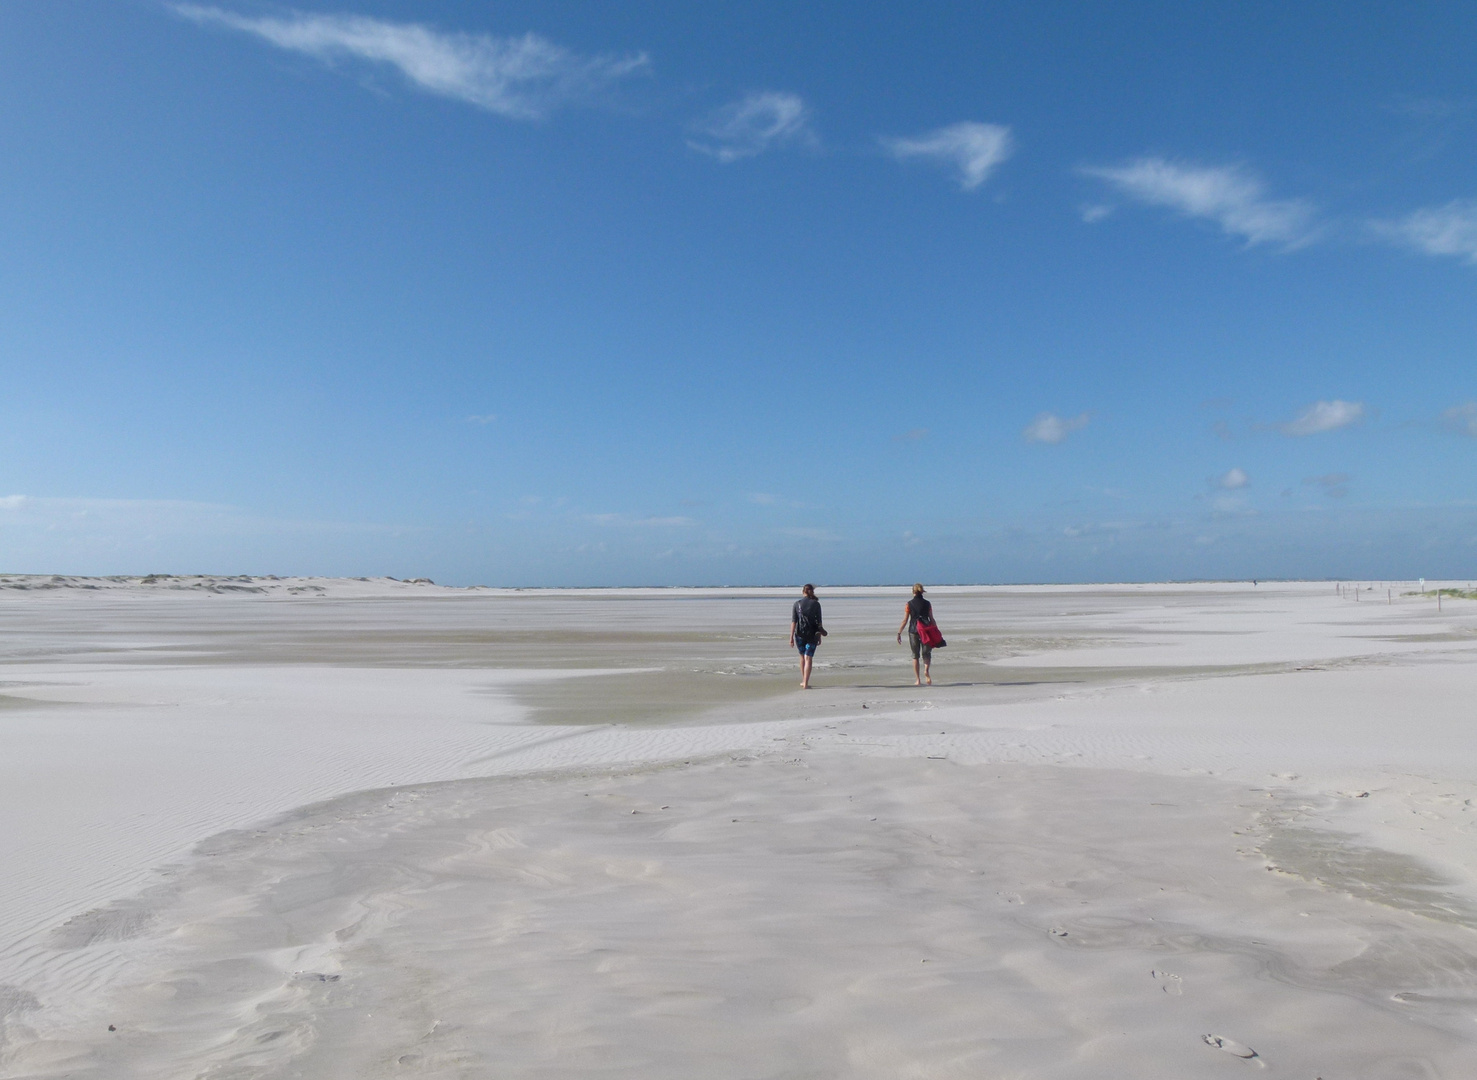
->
<box><xmin>790</xmin><ymin>584</ymin><xmax>825</xmax><ymax>689</ymax></box>
<box><xmin>897</xmin><ymin>583</ymin><xmax>934</xmax><ymax>686</ymax></box>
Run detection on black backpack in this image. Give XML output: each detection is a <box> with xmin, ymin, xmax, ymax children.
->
<box><xmin>794</xmin><ymin>599</ymin><xmax>819</xmax><ymax>638</ymax></box>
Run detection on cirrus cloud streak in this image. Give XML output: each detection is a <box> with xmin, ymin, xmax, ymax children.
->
<box><xmin>1081</xmin><ymin>158</ymin><xmax>1317</xmax><ymax>247</ymax></box>
<box><xmin>1373</xmin><ymin>200</ymin><xmax>1477</xmax><ymax>264</ymax></box>
<box><xmin>1279</xmin><ymin>400</ymin><xmax>1365</xmax><ymax>436</ymax></box>
<box><xmin>688</xmin><ymin>92</ymin><xmax>813</xmax><ymax>162</ymax></box>
<box><xmin>173</xmin><ymin>5</ymin><xmax>649</xmax><ymax>120</ymax></box>
<box><xmin>880</xmin><ymin>122</ymin><xmax>1014</xmax><ymax>190</ymax></box>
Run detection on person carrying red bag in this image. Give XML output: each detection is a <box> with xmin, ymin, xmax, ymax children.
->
<box><xmin>896</xmin><ymin>583</ymin><xmax>943</xmax><ymax>686</ymax></box>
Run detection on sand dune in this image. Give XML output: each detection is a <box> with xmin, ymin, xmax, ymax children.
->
<box><xmin>3</xmin><ymin>580</ymin><xmax>1477</xmax><ymax>1076</ymax></box>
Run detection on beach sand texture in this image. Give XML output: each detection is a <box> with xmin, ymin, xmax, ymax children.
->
<box><xmin>3</xmin><ymin>578</ymin><xmax>1477</xmax><ymax>1076</ymax></box>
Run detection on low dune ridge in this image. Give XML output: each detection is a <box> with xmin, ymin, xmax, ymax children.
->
<box><xmin>3</xmin><ymin>580</ymin><xmax>1477</xmax><ymax>1075</ymax></box>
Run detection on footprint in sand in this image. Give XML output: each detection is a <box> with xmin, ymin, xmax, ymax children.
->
<box><xmin>1150</xmin><ymin>969</ymin><xmax>1183</xmax><ymax>995</ymax></box>
<box><xmin>1203</xmin><ymin>1033</ymin><xmax>1258</xmax><ymax>1060</ymax></box>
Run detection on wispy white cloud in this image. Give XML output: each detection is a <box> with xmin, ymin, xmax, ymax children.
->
<box><xmin>1214</xmin><ymin>467</ymin><xmax>1249</xmax><ymax>489</ymax></box>
<box><xmin>1279</xmin><ymin>400</ymin><xmax>1365</xmax><ymax>436</ymax></box>
<box><xmin>1441</xmin><ymin>402</ymin><xmax>1477</xmax><ymax>436</ymax></box>
<box><xmin>1080</xmin><ymin>158</ymin><xmax>1317</xmax><ymax>247</ymax></box>
<box><xmin>464</xmin><ymin>413</ymin><xmax>497</xmax><ymax>424</ymax></box>
<box><xmin>173</xmin><ymin>5</ymin><xmax>648</xmax><ymax>120</ymax></box>
<box><xmin>1373</xmin><ymin>200</ymin><xmax>1477</xmax><ymax>263</ymax></box>
<box><xmin>1023</xmin><ymin>412</ymin><xmax>1089</xmax><ymax>445</ymax></box>
<box><xmin>688</xmin><ymin>92</ymin><xmax>813</xmax><ymax>162</ymax></box>
<box><xmin>1079</xmin><ymin>203</ymin><xmax>1113</xmax><ymax>223</ymax></box>
<box><xmin>880</xmin><ymin>121</ymin><xmax>1014</xmax><ymax>190</ymax></box>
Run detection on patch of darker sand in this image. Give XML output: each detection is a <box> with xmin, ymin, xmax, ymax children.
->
<box><xmin>506</xmin><ymin>660</ymin><xmax>1320</xmax><ymax>726</ymax></box>
<box><xmin>1261</xmin><ymin>827</ymin><xmax>1477</xmax><ymax>930</ymax></box>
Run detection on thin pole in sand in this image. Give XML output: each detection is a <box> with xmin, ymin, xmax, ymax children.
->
<box><xmin>1439</xmin><ymin>590</ymin><xmax>1442</xmax><ymax>613</ymax></box>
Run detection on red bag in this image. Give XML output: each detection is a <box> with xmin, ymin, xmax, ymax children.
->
<box><xmin>916</xmin><ymin>617</ymin><xmax>945</xmax><ymax>648</ymax></box>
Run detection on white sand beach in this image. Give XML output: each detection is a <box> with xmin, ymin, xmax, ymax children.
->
<box><xmin>3</xmin><ymin>576</ymin><xmax>1477</xmax><ymax>1077</ymax></box>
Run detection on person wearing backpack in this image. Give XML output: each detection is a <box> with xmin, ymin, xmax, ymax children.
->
<box><xmin>789</xmin><ymin>583</ymin><xmax>825</xmax><ymax>689</ymax></box>
<box><xmin>896</xmin><ymin>583</ymin><xmax>937</xmax><ymax>686</ymax></box>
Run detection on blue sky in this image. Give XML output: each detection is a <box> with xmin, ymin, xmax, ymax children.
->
<box><xmin>3</xmin><ymin>1</ymin><xmax>1477</xmax><ymax>585</ymax></box>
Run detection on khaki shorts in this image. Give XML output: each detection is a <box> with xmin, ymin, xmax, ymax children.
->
<box><xmin>909</xmin><ymin>632</ymin><xmax>932</xmax><ymax>660</ymax></box>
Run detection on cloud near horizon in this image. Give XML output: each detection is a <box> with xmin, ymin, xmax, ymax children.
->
<box><xmin>1023</xmin><ymin>412</ymin><xmax>1090</xmax><ymax>444</ymax></box>
<box><xmin>1279</xmin><ymin>399</ymin><xmax>1366</xmax><ymax>436</ymax></box>
<box><xmin>1214</xmin><ymin>467</ymin><xmax>1249</xmax><ymax>489</ymax></box>
<box><xmin>1081</xmin><ymin>158</ymin><xmax>1317</xmax><ymax>247</ymax></box>
<box><xmin>1441</xmin><ymin>402</ymin><xmax>1477</xmax><ymax>436</ymax></box>
<box><xmin>688</xmin><ymin>92</ymin><xmax>813</xmax><ymax>162</ymax></box>
<box><xmin>880</xmin><ymin>122</ymin><xmax>1014</xmax><ymax>190</ymax></box>
<box><xmin>174</xmin><ymin>5</ymin><xmax>648</xmax><ymax>120</ymax></box>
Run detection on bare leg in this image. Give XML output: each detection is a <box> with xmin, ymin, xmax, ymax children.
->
<box><xmin>911</xmin><ymin>656</ymin><xmax>921</xmax><ymax>686</ymax></box>
<box><xmin>923</xmin><ymin>654</ymin><xmax>932</xmax><ymax>685</ymax></box>
<box><xmin>801</xmin><ymin>653</ymin><xmax>813</xmax><ymax>689</ymax></box>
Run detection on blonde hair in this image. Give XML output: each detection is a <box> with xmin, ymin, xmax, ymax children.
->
<box><xmin>912</xmin><ymin>583</ymin><xmax>925</xmax><ymax>595</ymax></box>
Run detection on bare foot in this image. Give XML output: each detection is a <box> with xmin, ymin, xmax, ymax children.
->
<box><xmin>925</xmin><ymin>675</ymin><xmax>932</xmax><ymax>685</ymax></box>
<box><xmin>913</xmin><ymin>680</ymin><xmax>921</xmax><ymax>686</ymax></box>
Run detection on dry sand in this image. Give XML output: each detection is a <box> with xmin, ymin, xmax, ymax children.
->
<box><xmin>3</xmin><ymin>577</ymin><xmax>1477</xmax><ymax>1076</ymax></box>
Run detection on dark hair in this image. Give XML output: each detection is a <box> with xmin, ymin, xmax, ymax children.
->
<box><xmin>802</xmin><ymin>583</ymin><xmax>816</xmax><ymax>597</ymax></box>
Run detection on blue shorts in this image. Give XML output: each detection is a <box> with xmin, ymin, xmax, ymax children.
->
<box><xmin>796</xmin><ymin>638</ymin><xmax>817</xmax><ymax>656</ymax></box>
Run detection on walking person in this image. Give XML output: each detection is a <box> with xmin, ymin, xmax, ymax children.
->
<box><xmin>789</xmin><ymin>583</ymin><xmax>825</xmax><ymax>690</ymax></box>
<box><xmin>897</xmin><ymin>583</ymin><xmax>934</xmax><ymax>686</ymax></box>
